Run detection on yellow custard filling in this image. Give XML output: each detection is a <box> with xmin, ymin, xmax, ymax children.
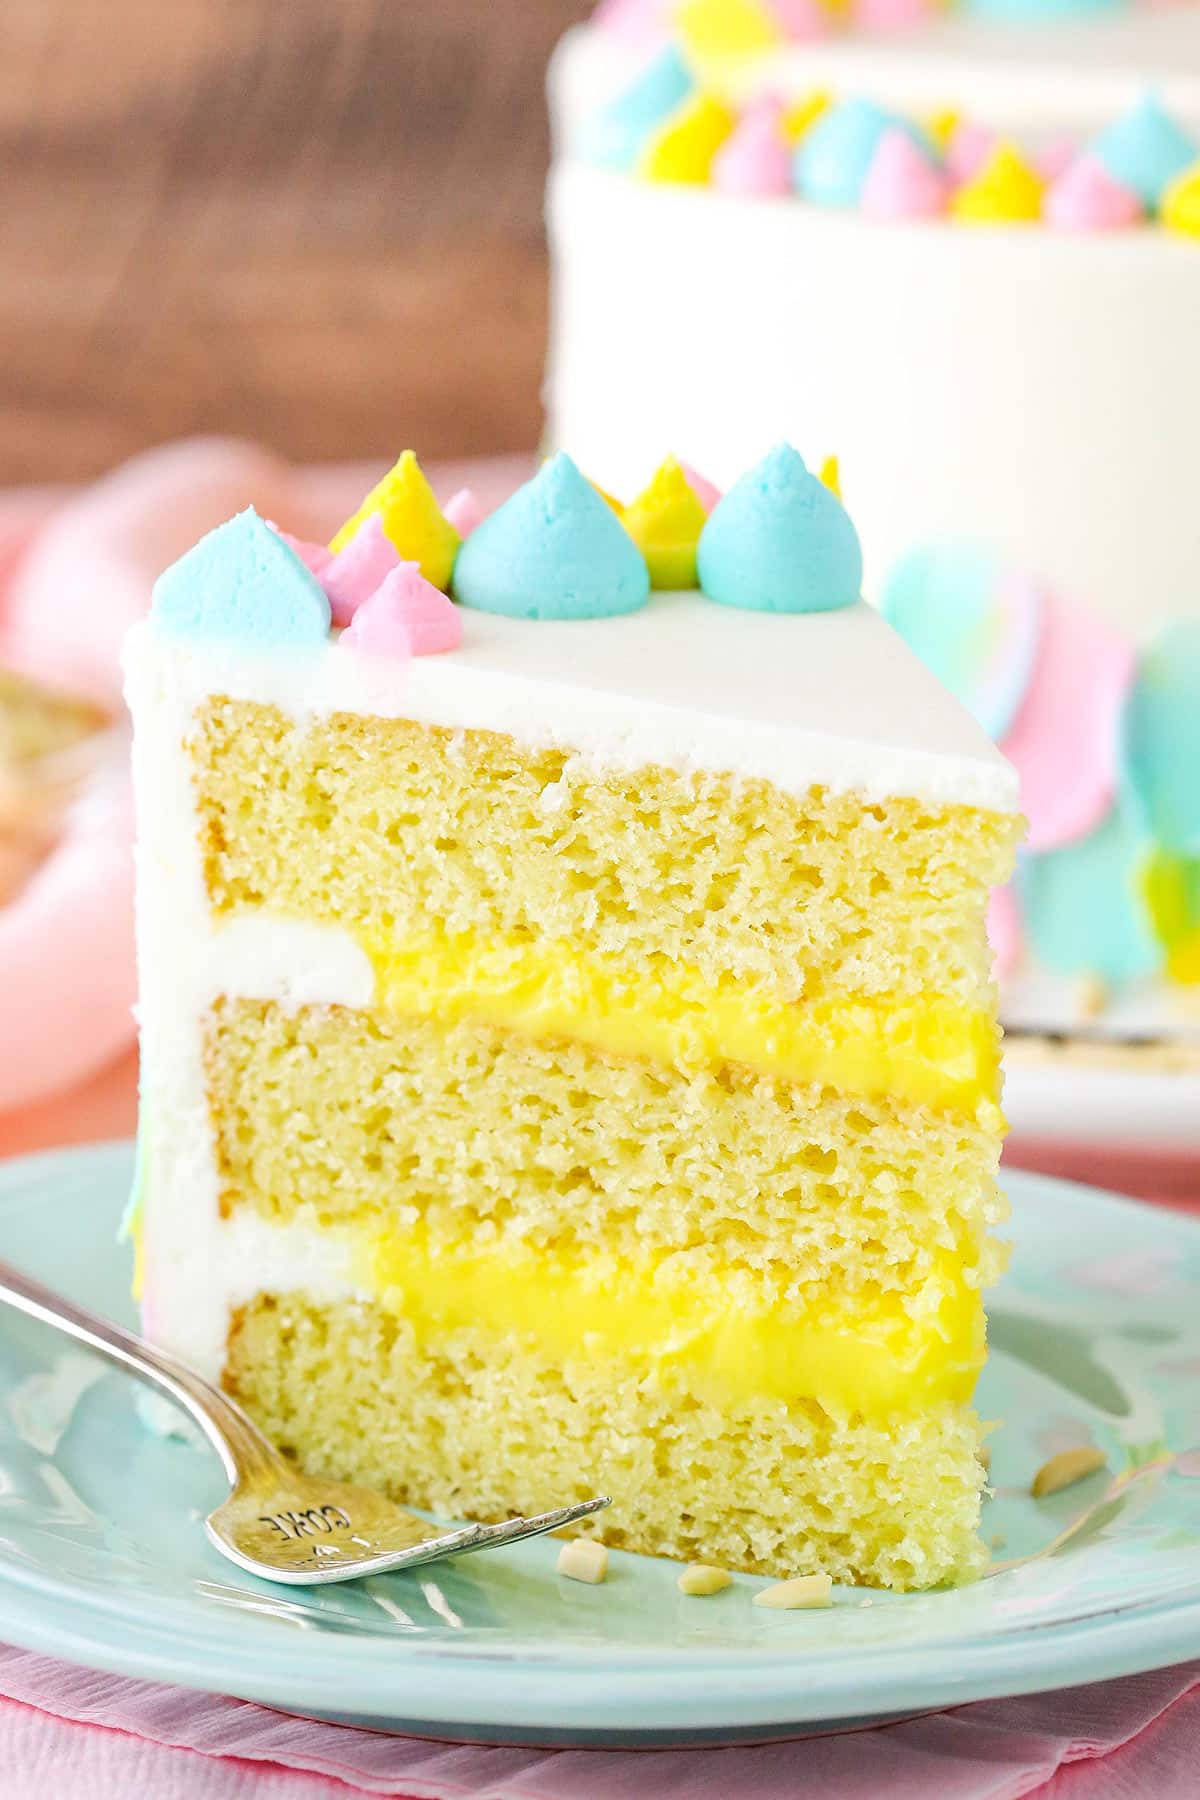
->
<box><xmin>364</xmin><ymin>1231</ymin><xmax>985</xmax><ymax>1419</ymax></box>
<box><xmin>365</xmin><ymin>929</ymin><xmax>1000</xmax><ymax>1120</ymax></box>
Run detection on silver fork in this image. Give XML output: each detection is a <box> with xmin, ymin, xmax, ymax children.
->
<box><xmin>0</xmin><ymin>1258</ymin><xmax>609</xmax><ymax>1585</ymax></box>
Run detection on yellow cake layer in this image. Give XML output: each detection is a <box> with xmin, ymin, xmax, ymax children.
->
<box><xmin>226</xmin><ymin>1292</ymin><xmax>990</xmax><ymax>1588</ymax></box>
<box><xmin>206</xmin><ymin>1001</ymin><xmax>1008</xmax><ymax>1300</ymax></box>
<box><xmin>366</xmin><ymin>926</ymin><xmax>1000</xmax><ymax>1119</ymax></box>
<box><xmin>191</xmin><ymin>701</ymin><xmax>1020</xmax><ymax>1006</ymax></box>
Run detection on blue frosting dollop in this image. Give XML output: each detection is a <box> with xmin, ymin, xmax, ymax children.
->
<box><xmin>1018</xmin><ymin>804</ymin><xmax>1160</xmax><ymax>986</ymax></box>
<box><xmin>796</xmin><ymin>99</ymin><xmax>934</xmax><ymax>208</ymax></box>
<box><xmin>451</xmin><ymin>453</ymin><xmax>651</xmax><ymax>620</ymax></box>
<box><xmin>152</xmin><ymin>509</ymin><xmax>331</xmax><ymax>646</ymax></box>
<box><xmin>576</xmin><ymin>46</ymin><xmax>693</xmax><ymax>173</ymax></box>
<box><xmin>1121</xmin><ymin>620</ymin><xmax>1200</xmax><ymax>855</ymax></box>
<box><xmin>1091</xmin><ymin>93</ymin><xmax>1197</xmax><ymax>210</ymax></box>
<box><xmin>697</xmin><ymin>444</ymin><xmax>862</xmax><ymax>614</ymax></box>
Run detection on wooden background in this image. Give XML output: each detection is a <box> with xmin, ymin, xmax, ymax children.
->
<box><xmin>0</xmin><ymin>0</ymin><xmax>592</xmax><ymax>486</ymax></box>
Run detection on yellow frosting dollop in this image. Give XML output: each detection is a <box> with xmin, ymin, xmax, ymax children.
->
<box><xmin>676</xmin><ymin>0</ymin><xmax>782</xmax><ymax>62</ymax></box>
<box><xmin>927</xmin><ymin>108</ymin><xmax>961</xmax><ymax>155</ymax></box>
<box><xmin>952</xmin><ymin>144</ymin><xmax>1044</xmax><ymax>226</ymax></box>
<box><xmin>782</xmin><ymin>91</ymin><xmax>831</xmax><ymax>146</ymax></box>
<box><xmin>330</xmin><ymin>451</ymin><xmax>460</xmax><ymax>591</ymax></box>
<box><xmin>1162</xmin><ymin>160</ymin><xmax>1200</xmax><ymax>237</ymax></box>
<box><xmin>621</xmin><ymin>457</ymin><xmax>708</xmax><ymax>589</ymax></box>
<box><xmin>819</xmin><ymin>454</ymin><xmax>842</xmax><ymax>500</ymax></box>
<box><xmin>640</xmin><ymin>94</ymin><xmax>737</xmax><ymax>184</ymax></box>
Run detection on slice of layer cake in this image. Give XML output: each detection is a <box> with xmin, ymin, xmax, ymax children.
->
<box><xmin>126</xmin><ymin>445</ymin><xmax>1021</xmax><ymax>1590</ymax></box>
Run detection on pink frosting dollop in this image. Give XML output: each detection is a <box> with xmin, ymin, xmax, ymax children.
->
<box><xmin>271</xmin><ymin>526</ymin><xmax>332</xmax><ymax>579</ymax></box>
<box><xmin>681</xmin><ymin>463</ymin><xmax>722</xmax><ymax>515</ymax></box>
<box><xmin>861</xmin><ymin>129</ymin><xmax>949</xmax><ymax>220</ymax></box>
<box><xmin>1045</xmin><ymin>153</ymin><xmax>1143</xmax><ymax>232</ymax></box>
<box><xmin>766</xmin><ymin>0</ymin><xmax>830</xmax><ymax>37</ymax></box>
<box><xmin>0</xmin><ymin>772</ymin><xmax>136</xmax><ymax>1112</ymax></box>
<box><xmin>444</xmin><ymin>486</ymin><xmax>485</xmax><ymax>538</ymax></box>
<box><xmin>590</xmin><ymin>0</ymin><xmax>671</xmax><ymax>48</ymax></box>
<box><xmin>713</xmin><ymin>97</ymin><xmax>793</xmax><ymax>199</ymax></box>
<box><xmin>1000</xmin><ymin>596</ymin><xmax>1137</xmax><ymax>852</ymax></box>
<box><xmin>341</xmin><ymin>562</ymin><xmax>462</xmax><ymax>659</ymax></box>
<box><xmin>946</xmin><ymin>121</ymin><xmax>997</xmax><ymax>185</ymax></box>
<box><xmin>318</xmin><ymin>514</ymin><xmax>400</xmax><ymax>627</ymax></box>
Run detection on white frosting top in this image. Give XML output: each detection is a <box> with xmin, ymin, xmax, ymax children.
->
<box><xmin>125</xmin><ymin>593</ymin><xmax>1017</xmax><ymax>814</ymax></box>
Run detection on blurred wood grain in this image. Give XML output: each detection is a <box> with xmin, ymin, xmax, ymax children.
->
<box><xmin>0</xmin><ymin>0</ymin><xmax>590</xmax><ymax>484</ymax></box>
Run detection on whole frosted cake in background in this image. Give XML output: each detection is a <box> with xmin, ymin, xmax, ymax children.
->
<box><xmin>549</xmin><ymin>0</ymin><xmax>1200</xmax><ymax>629</ymax></box>
<box><xmin>547</xmin><ymin>0</ymin><xmax>1200</xmax><ymax>1073</ymax></box>
<box><xmin>126</xmin><ymin>444</ymin><xmax>1020</xmax><ymax>1590</ymax></box>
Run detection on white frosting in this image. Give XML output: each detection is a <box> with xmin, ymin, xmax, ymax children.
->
<box><xmin>545</xmin><ymin>164</ymin><xmax>1200</xmax><ymax>641</ymax></box>
<box><xmin>125</xmin><ymin>598</ymin><xmax>1012</xmax><ymax>1376</ymax></box>
<box><xmin>126</xmin><ymin>599</ymin><xmax>1016</xmax><ymax>812</ymax></box>
<box><xmin>126</xmin><ymin>627</ymin><xmax>390</xmax><ymax>1376</ymax></box>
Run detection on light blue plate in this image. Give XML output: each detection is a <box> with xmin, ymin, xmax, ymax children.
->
<box><xmin>0</xmin><ymin>1143</ymin><xmax>1197</xmax><ymax>1746</ymax></box>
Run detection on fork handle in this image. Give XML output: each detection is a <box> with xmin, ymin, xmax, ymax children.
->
<box><xmin>0</xmin><ymin>1255</ymin><xmax>285</xmax><ymax>1486</ymax></box>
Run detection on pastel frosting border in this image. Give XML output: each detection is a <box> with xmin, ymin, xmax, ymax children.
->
<box><xmin>577</xmin><ymin>63</ymin><xmax>1200</xmax><ymax>236</ymax></box>
<box><xmin>589</xmin><ymin>0</ymin><xmax>1169</xmax><ymax>57</ymax></box>
<box><xmin>149</xmin><ymin>444</ymin><xmax>865</xmax><ymax>647</ymax></box>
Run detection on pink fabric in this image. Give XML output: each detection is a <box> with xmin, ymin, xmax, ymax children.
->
<box><xmin>0</xmin><ymin>774</ymin><xmax>136</xmax><ymax>1111</ymax></box>
<box><xmin>0</xmin><ymin>1646</ymin><xmax>1196</xmax><ymax>1798</ymax></box>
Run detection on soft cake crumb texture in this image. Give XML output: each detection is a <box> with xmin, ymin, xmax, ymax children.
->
<box><xmin>205</xmin><ymin>1001</ymin><xmax>1008</xmax><ymax>1300</ymax></box>
<box><xmin>178</xmin><ymin>696</ymin><xmax>1015</xmax><ymax>1595</ymax></box>
<box><xmin>226</xmin><ymin>1294</ymin><xmax>990</xmax><ymax>1590</ymax></box>
<box><xmin>191</xmin><ymin>701</ymin><xmax>1019</xmax><ymax>1004</ymax></box>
